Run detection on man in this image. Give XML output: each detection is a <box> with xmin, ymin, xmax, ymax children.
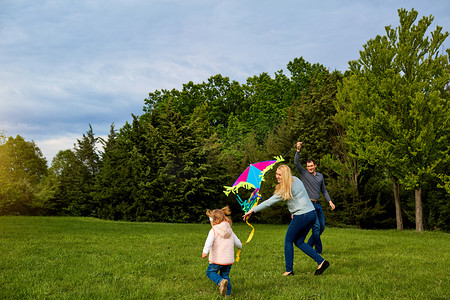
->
<box><xmin>294</xmin><ymin>141</ymin><xmax>335</xmax><ymax>254</ymax></box>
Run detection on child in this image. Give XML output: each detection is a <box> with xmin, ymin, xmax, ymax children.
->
<box><xmin>202</xmin><ymin>206</ymin><xmax>242</xmax><ymax>297</ymax></box>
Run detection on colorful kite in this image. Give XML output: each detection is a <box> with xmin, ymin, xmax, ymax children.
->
<box><xmin>223</xmin><ymin>155</ymin><xmax>284</xmax><ymax>261</ymax></box>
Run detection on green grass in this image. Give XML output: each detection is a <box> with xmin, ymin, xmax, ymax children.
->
<box><xmin>0</xmin><ymin>217</ymin><xmax>448</xmax><ymax>299</ymax></box>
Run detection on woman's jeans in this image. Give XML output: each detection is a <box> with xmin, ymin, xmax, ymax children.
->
<box><xmin>206</xmin><ymin>263</ymin><xmax>232</xmax><ymax>295</ymax></box>
<box><xmin>307</xmin><ymin>202</ymin><xmax>325</xmax><ymax>254</ymax></box>
<box><xmin>285</xmin><ymin>210</ymin><xmax>324</xmax><ymax>272</ymax></box>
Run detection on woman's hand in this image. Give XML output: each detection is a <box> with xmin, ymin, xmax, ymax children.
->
<box><xmin>242</xmin><ymin>209</ymin><xmax>253</xmax><ymax>221</ymax></box>
<box><xmin>202</xmin><ymin>253</ymin><xmax>207</xmax><ymax>258</ymax></box>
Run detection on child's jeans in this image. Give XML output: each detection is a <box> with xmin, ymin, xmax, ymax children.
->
<box><xmin>206</xmin><ymin>263</ymin><xmax>232</xmax><ymax>295</ymax></box>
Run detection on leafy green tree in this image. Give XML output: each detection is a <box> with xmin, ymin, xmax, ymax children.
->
<box><xmin>264</xmin><ymin>65</ymin><xmax>395</xmax><ymax>228</ymax></box>
<box><xmin>321</xmin><ymin>146</ymin><xmax>391</xmax><ymax>228</ymax></box>
<box><xmin>95</xmin><ymin>97</ymin><xmax>227</xmax><ymax>223</ymax></box>
<box><xmin>335</xmin><ymin>8</ymin><xmax>449</xmax><ymax>231</ymax></box>
<box><xmin>204</xmin><ymin>75</ymin><xmax>244</xmax><ymax>138</ymax></box>
<box><xmin>420</xmin><ymin>170</ymin><xmax>450</xmax><ymax>231</ymax></box>
<box><xmin>43</xmin><ymin>125</ymin><xmax>101</xmax><ymax>216</ymax></box>
<box><xmin>93</xmin><ymin>123</ymin><xmax>133</xmax><ymax>220</ymax></box>
<box><xmin>240</xmin><ymin>72</ymin><xmax>293</xmax><ymax>144</ymax></box>
<box><xmin>75</xmin><ymin>124</ymin><xmax>100</xmax><ymax>176</ymax></box>
<box><xmin>34</xmin><ymin>170</ymin><xmax>57</xmax><ymax>215</ymax></box>
<box><xmin>116</xmin><ymin>115</ymin><xmax>158</xmax><ymax>221</ymax></box>
<box><xmin>64</xmin><ymin>125</ymin><xmax>101</xmax><ymax>216</ymax></box>
<box><xmin>264</xmin><ymin>68</ymin><xmax>342</xmax><ymax>159</ymax></box>
<box><xmin>142</xmin><ymin>99</ymin><xmax>225</xmax><ymax>222</ymax></box>
<box><xmin>48</xmin><ymin>149</ymin><xmax>91</xmax><ymax>215</ymax></box>
<box><xmin>0</xmin><ymin>135</ymin><xmax>47</xmax><ymax>215</ymax></box>
<box><xmin>287</xmin><ymin>57</ymin><xmax>328</xmax><ymax>98</ymax></box>
<box><xmin>0</xmin><ymin>130</ymin><xmax>6</xmax><ymax>145</ymax></box>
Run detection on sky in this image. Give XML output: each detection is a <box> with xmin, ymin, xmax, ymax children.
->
<box><xmin>1</xmin><ymin>0</ymin><xmax>449</xmax><ymax>164</ymax></box>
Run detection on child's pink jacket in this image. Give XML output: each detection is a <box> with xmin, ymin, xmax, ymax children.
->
<box><xmin>203</xmin><ymin>221</ymin><xmax>242</xmax><ymax>265</ymax></box>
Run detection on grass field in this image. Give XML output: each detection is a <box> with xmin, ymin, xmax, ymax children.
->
<box><xmin>0</xmin><ymin>216</ymin><xmax>448</xmax><ymax>299</ymax></box>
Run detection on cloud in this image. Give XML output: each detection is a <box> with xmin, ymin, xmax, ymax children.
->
<box><xmin>36</xmin><ymin>132</ymin><xmax>108</xmax><ymax>165</ymax></box>
<box><xmin>1</xmin><ymin>0</ymin><xmax>449</xmax><ymax>163</ymax></box>
<box><xmin>36</xmin><ymin>135</ymin><xmax>79</xmax><ymax>163</ymax></box>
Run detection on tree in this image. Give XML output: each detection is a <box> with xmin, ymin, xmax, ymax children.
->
<box><xmin>0</xmin><ymin>130</ymin><xmax>6</xmax><ymax>145</ymax></box>
<box><xmin>335</xmin><ymin>8</ymin><xmax>449</xmax><ymax>231</ymax></box>
<box><xmin>204</xmin><ymin>75</ymin><xmax>244</xmax><ymax>138</ymax></box>
<box><xmin>63</xmin><ymin>124</ymin><xmax>102</xmax><ymax>216</ymax></box>
<box><xmin>142</xmin><ymin>99</ymin><xmax>224</xmax><ymax>222</ymax></box>
<box><xmin>48</xmin><ymin>149</ymin><xmax>92</xmax><ymax>215</ymax></box>
<box><xmin>0</xmin><ymin>135</ymin><xmax>47</xmax><ymax>215</ymax></box>
<box><xmin>93</xmin><ymin>123</ymin><xmax>133</xmax><ymax>220</ymax></box>
<box><xmin>75</xmin><ymin>124</ymin><xmax>100</xmax><ymax>176</ymax></box>
<box><xmin>264</xmin><ymin>68</ymin><xmax>391</xmax><ymax>228</ymax></box>
<box><xmin>287</xmin><ymin>57</ymin><xmax>328</xmax><ymax>99</ymax></box>
<box><xmin>94</xmin><ymin>96</ymin><xmax>228</xmax><ymax>222</ymax></box>
<box><xmin>105</xmin><ymin>115</ymin><xmax>157</xmax><ymax>221</ymax></box>
<box><xmin>44</xmin><ymin>125</ymin><xmax>101</xmax><ymax>216</ymax></box>
<box><xmin>241</xmin><ymin>71</ymin><xmax>293</xmax><ymax>144</ymax></box>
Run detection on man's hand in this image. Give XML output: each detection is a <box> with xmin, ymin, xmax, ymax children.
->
<box><xmin>329</xmin><ymin>201</ymin><xmax>336</xmax><ymax>211</ymax></box>
<box><xmin>202</xmin><ymin>253</ymin><xmax>207</xmax><ymax>258</ymax></box>
<box><xmin>297</xmin><ymin>141</ymin><xmax>302</xmax><ymax>151</ymax></box>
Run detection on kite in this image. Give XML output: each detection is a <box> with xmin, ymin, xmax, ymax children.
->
<box><xmin>223</xmin><ymin>155</ymin><xmax>284</xmax><ymax>261</ymax></box>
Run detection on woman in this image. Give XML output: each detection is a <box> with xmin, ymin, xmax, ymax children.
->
<box><xmin>242</xmin><ymin>164</ymin><xmax>330</xmax><ymax>276</ymax></box>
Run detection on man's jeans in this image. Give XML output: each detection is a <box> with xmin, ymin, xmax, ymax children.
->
<box><xmin>285</xmin><ymin>210</ymin><xmax>324</xmax><ymax>272</ymax></box>
<box><xmin>206</xmin><ymin>263</ymin><xmax>232</xmax><ymax>295</ymax></box>
<box><xmin>307</xmin><ymin>202</ymin><xmax>325</xmax><ymax>254</ymax></box>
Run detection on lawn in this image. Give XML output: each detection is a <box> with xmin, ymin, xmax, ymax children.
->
<box><xmin>0</xmin><ymin>216</ymin><xmax>448</xmax><ymax>299</ymax></box>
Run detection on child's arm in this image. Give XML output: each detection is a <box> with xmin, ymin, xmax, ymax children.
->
<box><xmin>233</xmin><ymin>232</ymin><xmax>242</xmax><ymax>250</ymax></box>
<box><xmin>202</xmin><ymin>229</ymin><xmax>215</xmax><ymax>258</ymax></box>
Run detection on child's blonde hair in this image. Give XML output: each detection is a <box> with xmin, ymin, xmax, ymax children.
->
<box><xmin>206</xmin><ymin>206</ymin><xmax>232</xmax><ymax>226</ymax></box>
<box><xmin>274</xmin><ymin>164</ymin><xmax>294</xmax><ymax>201</ymax></box>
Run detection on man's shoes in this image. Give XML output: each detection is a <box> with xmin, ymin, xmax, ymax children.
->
<box><xmin>219</xmin><ymin>279</ymin><xmax>228</xmax><ymax>296</ymax></box>
<box><xmin>283</xmin><ymin>271</ymin><xmax>294</xmax><ymax>276</ymax></box>
<box><xmin>314</xmin><ymin>260</ymin><xmax>330</xmax><ymax>275</ymax></box>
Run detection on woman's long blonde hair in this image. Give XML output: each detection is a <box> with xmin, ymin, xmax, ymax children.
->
<box><xmin>274</xmin><ymin>164</ymin><xmax>294</xmax><ymax>201</ymax></box>
<box><xmin>206</xmin><ymin>206</ymin><xmax>232</xmax><ymax>226</ymax></box>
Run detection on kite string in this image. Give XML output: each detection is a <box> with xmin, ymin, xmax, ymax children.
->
<box><xmin>282</xmin><ymin>144</ymin><xmax>297</xmax><ymax>159</ymax></box>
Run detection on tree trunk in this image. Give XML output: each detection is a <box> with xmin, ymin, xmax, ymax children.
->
<box><xmin>392</xmin><ymin>177</ymin><xmax>403</xmax><ymax>230</ymax></box>
<box><xmin>415</xmin><ymin>188</ymin><xmax>423</xmax><ymax>232</ymax></box>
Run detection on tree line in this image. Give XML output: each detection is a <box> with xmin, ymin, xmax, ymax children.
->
<box><xmin>1</xmin><ymin>9</ymin><xmax>448</xmax><ymax>231</ymax></box>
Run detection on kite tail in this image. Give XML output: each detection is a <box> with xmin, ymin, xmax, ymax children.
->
<box><xmin>235</xmin><ymin>199</ymin><xmax>260</xmax><ymax>262</ymax></box>
<box><xmin>235</xmin><ymin>220</ymin><xmax>256</xmax><ymax>262</ymax></box>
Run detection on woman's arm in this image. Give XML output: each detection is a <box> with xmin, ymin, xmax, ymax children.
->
<box><xmin>243</xmin><ymin>193</ymin><xmax>282</xmax><ymax>221</ymax></box>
